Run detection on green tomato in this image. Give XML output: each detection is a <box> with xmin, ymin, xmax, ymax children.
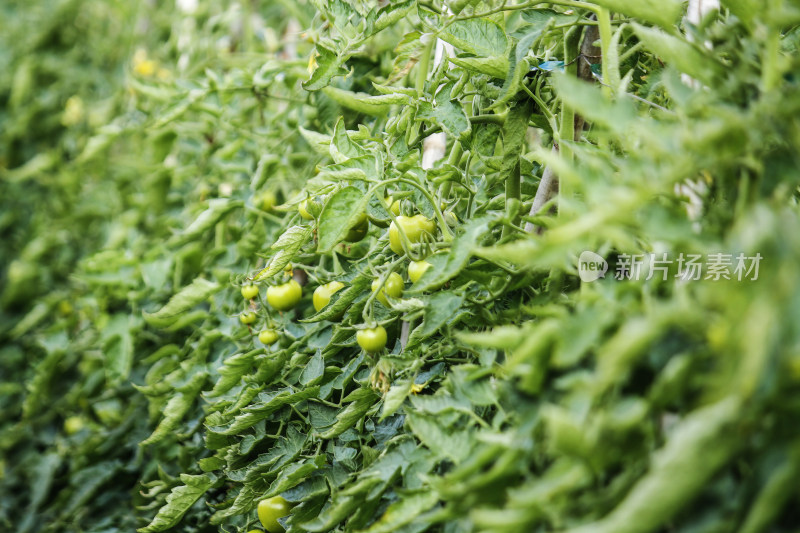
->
<box><xmin>371</xmin><ymin>272</ymin><xmax>403</xmax><ymax>306</ymax></box>
<box><xmin>241</xmin><ymin>284</ymin><xmax>259</xmax><ymax>300</ymax></box>
<box><xmin>357</xmin><ymin>326</ymin><xmax>388</xmax><ymax>353</ymax></box>
<box><xmin>256</xmin><ymin>191</ymin><xmax>277</xmax><ymax>211</ymax></box>
<box><xmin>266</xmin><ymin>280</ymin><xmax>302</xmax><ymax>311</ymax></box>
<box><xmin>258</xmin><ymin>329</ymin><xmax>280</xmax><ymax>345</ymax></box>
<box><xmin>298</xmin><ymin>199</ymin><xmax>314</xmax><ymax>220</ymax></box>
<box><xmin>257</xmin><ymin>496</ymin><xmax>291</xmax><ymax>532</ymax></box>
<box><xmin>386</xmin><ymin>195</ymin><xmax>401</xmax><ymax>215</ymax></box>
<box><xmin>344</xmin><ymin>212</ymin><xmax>368</xmax><ymax>242</ymax></box>
<box><xmin>388</xmin><ymin>215</ymin><xmax>436</xmax><ymax>254</ymax></box>
<box><xmin>313</xmin><ymin>281</ymin><xmax>345</xmax><ymax>312</ymax></box>
<box><xmin>64</xmin><ymin>416</ymin><xmax>85</xmax><ymax>435</ymax></box>
<box><xmin>240</xmin><ymin>311</ymin><xmax>257</xmax><ymax>324</ymax></box>
<box><xmin>408</xmin><ymin>260</ymin><xmax>432</xmax><ymax>283</ymax></box>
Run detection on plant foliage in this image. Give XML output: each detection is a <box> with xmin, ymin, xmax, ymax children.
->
<box><xmin>2</xmin><ymin>0</ymin><xmax>800</xmax><ymax>532</ymax></box>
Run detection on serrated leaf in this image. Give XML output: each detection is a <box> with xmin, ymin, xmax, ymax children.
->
<box><xmin>551</xmin><ymin>73</ymin><xmax>635</xmax><ymax>133</ymax></box>
<box><xmin>254</xmin><ymin>225</ymin><xmax>314</xmax><ymax>281</ymax></box>
<box><xmin>330</xmin><ymin>118</ymin><xmax>368</xmax><ymax>163</ymax></box>
<box><xmin>407</xmin><ymin>291</ymin><xmax>465</xmax><ymax>350</ymax></box>
<box><xmin>449</xmin><ymin>55</ymin><xmax>508</xmax><ymax>78</ymax></box>
<box><xmin>364</xmin><ymin>490</ymin><xmax>439</xmax><ymax>533</ymax></box>
<box><xmin>591</xmin><ymin>0</ymin><xmax>682</xmax><ymax>29</ymax></box>
<box><xmin>214</xmin><ymin>386</ymin><xmax>321</xmax><ymax>435</ymax></box>
<box><xmin>411</xmin><ymin>216</ymin><xmax>492</xmax><ymax>293</ymax></box>
<box><xmin>318</xmin><ymin>186</ymin><xmax>371</xmax><ymax>252</ymax></box>
<box><xmin>440</xmin><ymin>18</ymin><xmax>508</xmax><ymax>57</ymax></box>
<box><xmin>304</xmin><ymin>43</ymin><xmax>348</xmax><ymax>91</ymax></box>
<box><xmin>318</xmin><ymin>388</ymin><xmax>378</xmax><ymax>439</ymax></box>
<box><xmin>632</xmin><ymin>24</ymin><xmax>723</xmax><ymax>86</ymax></box>
<box><xmin>299</xmin><ymin>127</ymin><xmax>332</xmax><ymax>155</ymax></box>
<box><xmin>143</xmin><ymin>278</ymin><xmax>221</xmax><ymax>328</ymax></box>
<box><xmin>418</xmin><ymin>83</ymin><xmax>471</xmax><ymax>140</ymax></box>
<box><xmin>207</xmin><ymin>349</ymin><xmax>260</xmax><ymax>397</ymax></box>
<box><xmin>368</xmin><ymin>0</ymin><xmax>415</xmax><ymax>35</ymax></box>
<box><xmin>381</xmin><ymin>379</ymin><xmax>413</xmax><ymax>420</ymax></box>
<box><xmin>406</xmin><ymin>412</ymin><xmax>473</xmax><ymax>463</ymax></box>
<box><xmin>302</xmin><ymin>274</ymin><xmax>371</xmax><ymax>322</ymax></box>
<box><xmin>172</xmin><ymin>199</ymin><xmax>239</xmax><ymax>245</ymax></box>
<box><xmin>141</xmin><ymin>371</ymin><xmax>207</xmax><ymax>446</ymax></box>
<box><xmin>322</xmin><ymin>87</ymin><xmax>410</xmax><ymax>117</ymax></box>
<box><xmin>138</xmin><ymin>474</ymin><xmax>217</xmax><ymax>532</ymax></box>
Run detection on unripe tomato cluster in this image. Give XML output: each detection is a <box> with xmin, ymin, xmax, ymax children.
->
<box><xmin>236</xmin><ymin>190</ymin><xmax>448</xmax><ymax>363</ymax></box>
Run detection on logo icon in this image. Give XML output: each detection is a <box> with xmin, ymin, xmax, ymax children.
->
<box><xmin>578</xmin><ymin>251</ymin><xmax>608</xmax><ymax>282</ymax></box>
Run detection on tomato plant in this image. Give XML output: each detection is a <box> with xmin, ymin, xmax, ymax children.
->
<box><xmin>3</xmin><ymin>1</ymin><xmax>800</xmax><ymax>533</ymax></box>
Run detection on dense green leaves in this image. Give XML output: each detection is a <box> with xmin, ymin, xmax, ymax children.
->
<box><xmin>3</xmin><ymin>1</ymin><xmax>800</xmax><ymax>532</ymax></box>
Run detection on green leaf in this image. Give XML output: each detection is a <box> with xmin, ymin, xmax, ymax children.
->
<box><xmin>368</xmin><ymin>0</ymin><xmax>415</xmax><ymax>35</ymax></box>
<box><xmin>449</xmin><ymin>56</ymin><xmax>508</xmax><ymax>79</ymax></box>
<box><xmin>138</xmin><ymin>474</ymin><xmax>217</xmax><ymax>532</ymax></box>
<box><xmin>304</xmin><ymin>43</ymin><xmax>348</xmax><ymax>91</ymax></box>
<box><xmin>381</xmin><ymin>379</ymin><xmax>413</xmax><ymax>420</ymax></box>
<box><xmin>406</xmin><ymin>412</ymin><xmax>473</xmax><ymax>463</ymax></box>
<box><xmin>300</xmin><ymin>351</ymin><xmax>325</xmax><ymax>385</ymax></box>
<box><xmin>318</xmin><ymin>186</ymin><xmax>371</xmax><ymax>252</ymax></box>
<box><xmin>213</xmin><ymin>386</ymin><xmax>321</xmax><ymax>435</ymax></box>
<box><xmin>417</xmin><ymin>83</ymin><xmax>471</xmax><ymax>140</ymax></box>
<box><xmin>720</xmin><ymin>0</ymin><xmax>758</xmax><ymax>29</ymax></box>
<box><xmin>302</xmin><ymin>274</ymin><xmax>372</xmax><ymax>322</ymax></box>
<box><xmin>411</xmin><ymin>216</ymin><xmax>491</xmax><ymax>293</ymax></box>
<box><xmin>456</xmin><ymin>325</ymin><xmax>527</xmax><ymax>350</ymax></box>
<box><xmin>520</xmin><ymin>8</ymin><xmax>580</xmax><ymax>29</ymax></box>
<box><xmin>172</xmin><ymin>199</ymin><xmax>239</xmax><ymax>245</ymax></box>
<box><xmin>254</xmin><ymin>225</ymin><xmax>314</xmax><ymax>282</ymax></box>
<box><xmin>207</xmin><ymin>349</ymin><xmax>260</xmax><ymax>397</ymax></box>
<box><xmin>590</xmin><ymin>0</ymin><xmax>683</xmax><ymax>29</ymax></box>
<box><xmin>299</xmin><ymin>127</ymin><xmax>332</xmax><ymax>155</ymax></box>
<box><xmin>141</xmin><ymin>371</ymin><xmax>207</xmax><ymax>446</ymax></box>
<box><xmin>551</xmin><ymin>73</ymin><xmax>635</xmax><ymax>134</ymax></box>
<box><xmin>330</xmin><ymin>118</ymin><xmax>368</xmax><ymax>163</ymax></box>
<box><xmin>318</xmin><ymin>388</ymin><xmax>378</xmax><ymax>439</ymax></box>
<box><xmin>364</xmin><ymin>490</ymin><xmax>439</xmax><ymax>533</ymax></box>
<box><xmin>440</xmin><ymin>19</ymin><xmax>508</xmax><ymax>57</ymax></box>
<box><xmin>263</xmin><ymin>461</ymin><xmax>321</xmax><ymax>499</ymax></box>
<box><xmin>632</xmin><ymin>24</ymin><xmax>724</xmax><ymax>86</ymax></box>
<box><xmin>322</xmin><ymin>87</ymin><xmax>410</xmax><ymax>117</ymax></box>
<box><xmin>143</xmin><ymin>278</ymin><xmax>221</xmax><ymax>328</ymax></box>
<box><xmin>489</xmin><ymin>31</ymin><xmax>540</xmax><ymax>110</ymax></box>
<box><xmin>407</xmin><ymin>292</ymin><xmax>465</xmax><ymax>350</ymax></box>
